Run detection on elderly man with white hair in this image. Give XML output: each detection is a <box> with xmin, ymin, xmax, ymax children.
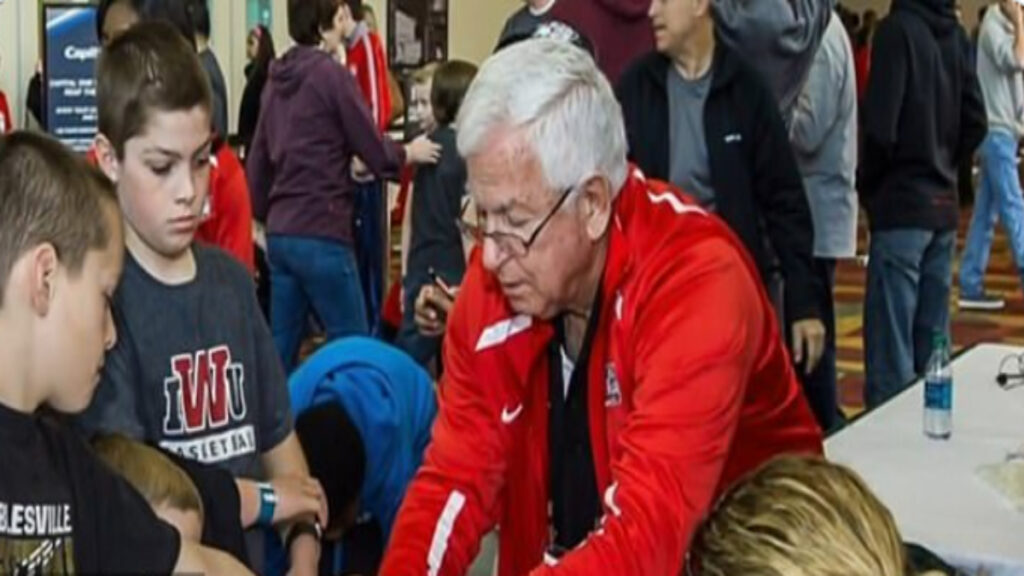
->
<box><xmin>379</xmin><ymin>39</ymin><xmax>823</xmax><ymax>576</ymax></box>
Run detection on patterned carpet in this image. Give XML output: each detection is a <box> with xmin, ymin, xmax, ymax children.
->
<box><xmin>836</xmin><ymin>212</ymin><xmax>1023</xmax><ymax>418</ymax></box>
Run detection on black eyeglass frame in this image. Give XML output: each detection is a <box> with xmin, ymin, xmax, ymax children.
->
<box><xmin>456</xmin><ymin>185</ymin><xmax>576</xmax><ymax>259</ymax></box>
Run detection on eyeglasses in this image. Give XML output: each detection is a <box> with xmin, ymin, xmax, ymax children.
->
<box><xmin>456</xmin><ymin>186</ymin><xmax>575</xmax><ymax>260</ymax></box>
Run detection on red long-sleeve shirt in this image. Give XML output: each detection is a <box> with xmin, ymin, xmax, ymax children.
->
<box><xmin>347</xmin><ymin>23</ymin><xmax>392</xmax><ymax>132</ymax></box>
<box><xmin>380</xmin><ymin>168</ymin><xmax>823</xmax><ymax>576</ymax></box>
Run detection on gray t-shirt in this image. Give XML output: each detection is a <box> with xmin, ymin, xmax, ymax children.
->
<box><xmin>668</xmin><ymin>66</ymin><xmax>715</xmax><ymax>208</ymax></box>
<box><xmin>77</xmin><ymin>244</ymin><xmax>293</xmax><ymax>480</ymax></box>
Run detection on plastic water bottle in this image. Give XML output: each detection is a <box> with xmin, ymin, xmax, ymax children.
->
<box><xmin>923</xmin><ymin>332</ymin><xmax>953</xmax><ymax>440</ymax></box>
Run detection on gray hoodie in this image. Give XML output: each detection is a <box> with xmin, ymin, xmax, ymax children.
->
<box><xmin>977</xmin><ymin>5</ymin><xmax>1024</xmax><ymax>138</ymax></box>
<box><xmin>713</xmin><ymin>0</ymin><xmax>836</xmax><ymax>120</ymax></box>
<box><xmin>791</xmin><ymin>13</ymin><xmax>858</xmax><ymax>259</ymax></box>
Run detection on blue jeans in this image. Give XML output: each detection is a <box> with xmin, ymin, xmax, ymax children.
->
<box><xmin>960</xmin><ymin>130</ymin><xmax>1024</xmax><ymax>296</ymax></box>
<box><xmin>268</xmin><ymin>236</ymin><xmax>368</xmax><ymax>374</ymax></box>
<box><xmin>864</xmin><ymin>229</ymin><xmax>954</xmax><ymax>408</ymax></box>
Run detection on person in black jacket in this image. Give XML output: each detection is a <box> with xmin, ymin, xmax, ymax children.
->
<box><xmin>859</xmin><ymin>0</ymin><xmax>986</xmax><ymax>409</ymax></box>
<box><xmin>239</xmin><ymin>25</ymin><xmax>275</xmax><ymax>155</ymax></box>
<box><xmin>617</xmin><ymin>0</ymin><xmax>827</xmax><ymax>380</ymax></box>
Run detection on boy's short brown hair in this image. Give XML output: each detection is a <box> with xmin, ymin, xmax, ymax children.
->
<box><xmin>432</xmin><ymin>60</ymin><xmax>478</xmax><ymax>127</ymax></box>
<box><xmin>0</xmin><ymin>132</ymin><xmax>117</xmax><ymax>308</ymax></box>
<box><xmin>97</xmin><ymin>20</ymin><xmax>212</xmax><ymax>157</ymax></box>
<box><xmin>92</xmin><ymin>433</ymin><xmax>204</xmax><ymax>520</ymax></box>
<box><xmin>288</xmin><ymin>0</ymin><xmax>344</xmax><ymax>46</ymax></box>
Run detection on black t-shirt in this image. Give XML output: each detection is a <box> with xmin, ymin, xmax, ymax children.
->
<box><xmin>166</xmin><ymin>453</ymin><xmax>248</xmax><ymax>565</ymax></box>
<box><xmin>404</xmin><ymin>126</ymin><xmax>468</xmax><ymax>298</ymax></box>
<box><xmin>0</xmin><ymin>402</ymin><xmax>180</xmax><ymax>574</ymax></box>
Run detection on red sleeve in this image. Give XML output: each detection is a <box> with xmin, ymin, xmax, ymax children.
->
<box><xmin>347</xmin><ymin>43</ymin><xmax>373</xmax><ymax>122</ymax></box>
<box><xmin>0</xmin><ymin>92</ymin><xmax>12</xmax><ymax>133</ymax></box>
<box><xmin>371</xmin><ymin>33</ymin><xmax>393</xmax><ymax>131</ymax></box>
<box><xmin>348</xmin><ymin>34</ymin><xmax>391</xmax><ymax>131</ymax></box>
<box><xmin>198</xmin><ymin>148</ymin><xmax>255</xmax><ymax>274</ymax></box>
<box><xmin>380</xmin><ymin>256</ymin><xmax>512</xmax><ymax>576</ymax></box>
<box><xmin>531</xmin><ymin>233</ymin><xmax>766</xmax><ymax>576</ymax></box>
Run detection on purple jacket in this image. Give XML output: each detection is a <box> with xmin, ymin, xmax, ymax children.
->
<box><xmin>247</xmin><ymin>45</ymin><xmax>404</xmax><ymax>244</ymax></box>
<box><xmin>550</xmin><ymin>0</ymin><xmax>653</xmax><ymax>85</ymax></box>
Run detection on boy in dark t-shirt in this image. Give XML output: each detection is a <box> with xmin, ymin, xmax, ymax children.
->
<box><xmin>0</xmin><ymin>131</ymin><xmax>251</xmax><ymax>575</ymax></box>
<box><xmin>77</xmin><ymin>22</ymin><xmax>323</xmax><ymax>572</ymax></box>
<box><xmin>396</xmin><ymin>60</ymin><xmax>478</xmax><ymax>369</ymax></box>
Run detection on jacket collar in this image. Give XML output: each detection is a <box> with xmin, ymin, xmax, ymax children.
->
<box><xmin>638</xmin><ymin>37</ymin><xmax>741</xmax><ymax>95</ymax></box>
<box><xmin>601</xmin><ymin>166</ymin><xmax>650</xmax><ymax>304</ymax></box>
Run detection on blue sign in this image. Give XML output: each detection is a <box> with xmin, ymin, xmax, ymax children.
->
<box><xmin>44</xmin><ymin>5</ymin><xmax>100</xmax><ymax>152</ymax></box>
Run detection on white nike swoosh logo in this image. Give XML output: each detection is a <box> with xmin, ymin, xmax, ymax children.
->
<box><xmin>501</xmin><ymin>403</ymin><xmax>524</xmax><ymax>425</ymax></box>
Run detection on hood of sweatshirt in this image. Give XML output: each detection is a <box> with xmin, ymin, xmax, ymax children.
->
<box><xmin>892</xmin><ymin>0</ymin><xmax>959</xmax><ymax>35</ymax></box>
<box><xmin>268</xmin><ymin>44</ymin><xmax>326</xmax><ymax>99</ymax></box>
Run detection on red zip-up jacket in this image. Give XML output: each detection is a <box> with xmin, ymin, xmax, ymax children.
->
<box><xmin>380</xmin><ymin>168</ymin><xmax>823</xmax><ymax>576</ymax></box>
<box><xmin>196</xmin><ymin>145</ymin><xmax>255</xmax><ymax>274</ymax></box>
<box><xmin>347</xmin><ymin>23</ymin><xmax>392</xmax><ymax>132</ymax></box>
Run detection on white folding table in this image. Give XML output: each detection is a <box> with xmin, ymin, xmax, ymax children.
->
<box><xmin>826</xmin><ymin>343</ymin><xmax>1024</xmax><ymax>576</ymax></box>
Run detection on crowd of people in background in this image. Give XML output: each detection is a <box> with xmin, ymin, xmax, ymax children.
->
<box><xmin>0</xmin><ymin>0</ymin><xmax>1018</xmax><ymax>574</ymax></box>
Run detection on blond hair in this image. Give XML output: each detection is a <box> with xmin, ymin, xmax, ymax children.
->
<box><xmin>692</xmin><ymin>456</ymin><xmax>908</xmax><ymax>576</ymax></box>
<box><xmin>92</xmin><ymin>434</ymin><xmax>204</xmax><ymax>520</ymax></box>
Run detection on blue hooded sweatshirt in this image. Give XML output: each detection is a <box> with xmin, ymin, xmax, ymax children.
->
<box><xmin>289</xmin><ymin>337</ymin><xmax>436</xmax><ymax>549</ymax></box>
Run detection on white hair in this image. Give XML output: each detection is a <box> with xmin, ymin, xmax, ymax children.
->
<box><xmin>456</xmin><ymin>38</ymin><xmax>628</xmax><ymax>196</ymax></box>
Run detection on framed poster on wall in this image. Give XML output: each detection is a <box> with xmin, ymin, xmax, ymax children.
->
<box><xmin>387</xmin><ymin>0</ymin><xmax>448</xmax><ymax>70</ymax></box>
<box><xmin>42</xmin><ymin>2</ymin><xmax>100</xmax><ymax>152</ymax></box>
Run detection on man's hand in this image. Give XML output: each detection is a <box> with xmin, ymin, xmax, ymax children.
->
<box><xmin>405</xmin><ymin>134</ymin><xmax>442</xmax><ymax>165</ymax></box>
<box><xmin>252</xmin><ymin>221</ymin><xmax>267</xmax><ymax>252</ymax></box>
<box><xmin>273</xmin><ymin>476</ymin><xmax>328</xmax><ymax>528</ymax></box>
<box><xmin>414</xmin><ymin>284</ymin><xmax>456</xmax><ymax>337</ymax></box>
<box><xmin>791</xmin><ymin>318</ymin><xmax>826</xmax><ymax>375</ymax></box>
<box><xmin>1009</xmin><ymin>0</ymin><xmax>1024</xmax><ymax>29</ymax></box>
<box><xmin>351</xmin><ymin>157</ymin><xmax>374</xmax><ymax>183</ymax></box>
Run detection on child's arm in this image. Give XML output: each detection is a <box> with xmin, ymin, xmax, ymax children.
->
<box><xmin>262</xmin><ymin>433</ymin><xmax>322</xmax><ymax>575</ymax></box>
<box><xmin>251</xmin><ymin>287</ymin><xmax>322</xmax><ymax>574</ymax></box>
<box><xmin>236</xmin><ymin>475</ymin><xmax>327</xmax><ymax>529</ymax></box>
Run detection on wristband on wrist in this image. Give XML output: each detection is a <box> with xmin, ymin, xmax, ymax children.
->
<box><xmin>257</xmin><ymin>482</ymin><xmax>277</xmax><ymax>527</ymax></box>
<box><xmin>285</xmin><ymin>520</ymin><xmax>323</xmax><ymax>551</ymax></box>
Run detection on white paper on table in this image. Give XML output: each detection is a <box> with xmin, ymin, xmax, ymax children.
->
<box><xmin>977</xmin><ymin>460</ymin><xmax>1024</xmax><ymax>512</ymax></box>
